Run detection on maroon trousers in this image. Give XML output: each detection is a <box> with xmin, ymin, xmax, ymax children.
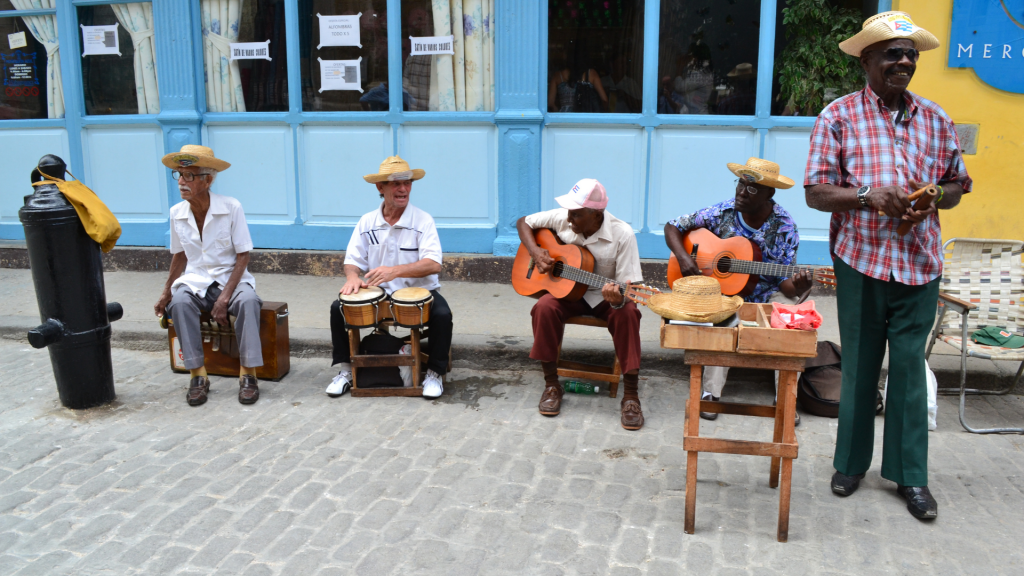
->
<box><xmin>530</xmin><ymin>294</ymin><xmax>642</xmax><ymax>373</ymax></box>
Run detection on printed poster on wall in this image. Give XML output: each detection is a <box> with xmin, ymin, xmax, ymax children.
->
<box><xmin>230</xmin><ymin>40</ymin><xmax>272</xmax><ymax>61</ymax></box>
<box><xmin>81</xmin><ymin>24</ymin><xmax>120</xmax><ymax>56</ymax></box>
<box><xmin>317</xmin><ymin>13</ymin><xmax>361</xmax><ymax>49</ymax></box>
<box><xmin>409</xmin><ymin>35</ymin><xmax>454</xmax><ymax>56</ymax></box>
<box><xmin>8</xmin><ymin>31</ymin><xmax>27</xmax><ymax>50</ymax></box>
<box><xmin>318</xmin><ymin>57</ymin><xmax>362</xmax><ymax>93</ymax></box>
<box><xmin>2</xmin><ymin>50</ymin><xmax>39</xmax><ymax>98</ymax></box>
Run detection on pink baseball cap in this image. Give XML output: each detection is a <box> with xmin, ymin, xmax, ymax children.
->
<box><xmin>555</xmin><ymin>178</ymin><xmax>608</xmax><ymax>210</ymax></box>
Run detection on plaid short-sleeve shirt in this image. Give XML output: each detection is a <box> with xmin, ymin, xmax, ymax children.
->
<box><xmin>805</xmin><ymin>87</ymin><xmax>972</xmax><ymax>285</ymax></box>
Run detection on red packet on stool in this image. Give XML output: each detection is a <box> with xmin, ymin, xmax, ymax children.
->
<box><xmin>770</xmin><ymin>301</ymin><xmax>822</xmax><ymax>331</ymax></box>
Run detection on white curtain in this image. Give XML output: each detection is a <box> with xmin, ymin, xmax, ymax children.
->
<box><xmin>201</xmin><ymin>0</ymin><xmax>246</xmax><ymax>112</ymax></box>
<box><xmin>428</xmin><ymin>0</ymin><xmax>495</xmax><ymax>112</ymax></box>
<box><xmin>11</xmin><ymin>0</ymin><xmax>63</xmax><ymax>118</ymax></box>
<box><xmin>111</xmin><ymin>3</ymin><xmax>160</xmax><ymax>114</ymax></box>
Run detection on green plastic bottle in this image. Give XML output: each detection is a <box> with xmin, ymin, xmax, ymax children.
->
<box><xmin>564</xmin><ymin>380</ymin><xmax>599</xmax><ymax>394</ymax></box>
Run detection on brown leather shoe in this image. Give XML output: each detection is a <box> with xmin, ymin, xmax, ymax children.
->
<box><xmin>187</xmin><ymin>376</ymin><xmax>210</xmax><ymax>406</ymax></box>
<box><xmin>538</xmin><ymin>383</ymin><xmax>563</xmax><ymax>416</ymax></box>
<box><xmin>239</xmin><ymin>374</ymin><xmax>259</xmax><ymax>404</ymax></box>
<box><xmin>621</xmin><ymin>398</ymin><xmax>644</xmax><ymax>430</ymax></box>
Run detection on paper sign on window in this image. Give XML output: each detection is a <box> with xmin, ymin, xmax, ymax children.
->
<box><xmin>318</xmin><ymin>57</ymin><xmax>362</xmax><ymax>93</ymax></box>
<box><xmin>229</xmin><ymin>40</ymin><xmax>272</xmax><ymax>61</ymax></box>
<box><xmin>317</xmin><ymin>13</ymin><xmax>361</xmax><ymax>49</ymax></box>
<box><xmin>409</xmin><ymin>35</ymin><xmax>454</xmax><ymax>56</ymax></box>
<box><xmin>8</xmin><ymin>31</ymin><xmax>27</xmax><ymax>50</ymax></box>
<box><xmin>81</xmin><ymin>24</ymin><xmax>120</xmax><ymax>56</ymax></box>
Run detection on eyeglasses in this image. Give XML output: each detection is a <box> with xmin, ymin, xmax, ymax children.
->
<box><xmin>735</xmin><ymin>179</ymin><xmax>761</xmax><ymax>196</ymax></box>
<box><xmin>171</xmin><ymin>170</ymin><xmax>210</xmax><ymax>182</ymax></box>
<box><xmin>868</xmin><ymin>47</ymin><xmax>920</xmax><ymax>62</ymax></box>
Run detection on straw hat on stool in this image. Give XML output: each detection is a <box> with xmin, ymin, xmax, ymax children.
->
<box><xmin>649</xmin><ymin>276</ymin><xmax>743</xmax><ymax>324</ymax></box>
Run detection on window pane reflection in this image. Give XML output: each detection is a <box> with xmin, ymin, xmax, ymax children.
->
<box><xmin>657</xmin><ymin>1</ymin><xmax>761</xmax><ymax>116</ymax></box>
<box><xmin>79</xmin><ymin>3</ymin><xmax>158</xmax><ymax>116</ymax></box>
<box><xmin>300</xmin><ymin>0</ymin><xmax>388</xmax><ymax>112</ymax></box>
<box><xmin>547</xmin><ymin>0</ymin><xmax>644</xmax><ymax>114</ymax></box>
<box><xmin>0</xmin><ymin>15</ymin><xmax>52</xmax><ymax>119</ymax></box>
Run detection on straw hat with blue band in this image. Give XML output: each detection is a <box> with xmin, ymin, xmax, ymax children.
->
<box><xmin>726</xmin><ymin>157</ymin><xmax>795</xmax><ymax>189</ymax></box>
<box><xmin>838</xmin><ymin>11</ymin><xmax>940</xmax><ymax>57</ymax></box>
<box><xmin>161</xmin><ymin>145</ymin><xmax>231</xmax><ymax>172</ymax></box>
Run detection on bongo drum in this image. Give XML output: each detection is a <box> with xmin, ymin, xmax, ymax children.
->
<box><xmin>389</xmin><ymin>287</ymin><xmax>433</xmax><ymax>328</ymax></box>
<box><xmin>339</xmin><ymin>286</ymin><xmax>388</xmax><ymax>328</ymax></box>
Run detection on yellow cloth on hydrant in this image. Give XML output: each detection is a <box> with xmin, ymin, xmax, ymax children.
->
<box><xmin>32</xmin><ymin>171</ymin><xmax>121</xmax><ymax>253</ymax></box>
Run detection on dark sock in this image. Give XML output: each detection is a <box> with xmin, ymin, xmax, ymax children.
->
<box><xmin>542</xmin><ymin>361</ymin><xmax>559</xmax><ymax>387</ymax></box>
<box><xmin>622</xmin><ymin>372</ymin><xmax>639</xmax><ymax>401</ymax></box>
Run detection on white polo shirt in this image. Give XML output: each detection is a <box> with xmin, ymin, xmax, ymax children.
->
<box><xmin>345</xmin><ymin>202</ymin><xmax>442</xmax><ymax>293</ymax></box>
<box><xmin>524</xmin><ymin>208</ymin><xmax>643</xmax><ymax>308</ymax></box>
<box><xmin>169</xmin><ymin>193</ymin><xmax>256</xmax><ymax>298</ymax></box>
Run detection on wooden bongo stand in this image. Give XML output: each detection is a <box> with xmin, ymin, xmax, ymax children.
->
<box><xmin>682</xmin><ymin>350</ymin><xmax>806</xmax><ymax>542</ymax></box>
<box><xmin>347</xmin><ymin>323</ymin><xmax>423</xmax><ymax>397</ymax></box>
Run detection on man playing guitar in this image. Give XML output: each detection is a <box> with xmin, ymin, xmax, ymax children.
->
<box><xmin>664</xmin><ymin>157</ymin><xmax>812</xmax><ymax>423</ymax></box>
<box><xmin>517</xmin><ymin>179</ymin><xmax>646</xmax><ymax>430</ymax></box>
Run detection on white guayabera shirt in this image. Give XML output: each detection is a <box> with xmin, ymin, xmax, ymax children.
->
<box><xmin>345</xmin><ymin>202</ymin><xmax>443</xmax><ymax>294</ymax></box>
<box><xmin>169</xmin><ymin>193</ymin><xmax>256</xmax><ymax>298</ymax></box>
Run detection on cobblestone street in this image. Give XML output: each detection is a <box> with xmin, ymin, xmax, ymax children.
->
<box><xmin>1</xmin><ymin>339</ymin><xmax>1023</xmax><ymax>576</ymax></box>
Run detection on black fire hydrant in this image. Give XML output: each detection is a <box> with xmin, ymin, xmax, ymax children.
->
<box><xmin>19</xmin><ymin>154</ymin><xmax>122</xmax><ymax>409</ymax></box>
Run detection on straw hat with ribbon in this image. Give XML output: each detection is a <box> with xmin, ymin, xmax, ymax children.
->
<box><xmin>726</xmin><ymin>157</ymin><xmax>795</xmax><ymax>189</ymax></box>
<box><xmin>648</xmin><ymin>276</ymin><xmax>743</xmax><ymax>324</ymax></box>
<box><xmin>363</xmin><ymin>156</ymin><xmax>426</xmax><ymax>183</ymax></box>
<box><xmin>161</xmin><ymin>145</ymin><xmax>231</xmax><ymax>172</ymax></box>
<box><xmin>838</xmin><ymin>11</ymin><xmax>939</xmax><ymax>57</ymax></box>
<box><xmin>727</xmin><ymin>63</ymin><xmax>755</xmax><ymax>78</ymax></box>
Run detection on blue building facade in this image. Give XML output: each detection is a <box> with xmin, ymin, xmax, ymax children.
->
<box><xmin>0</xmin><ymin>0</ymin><xmax>890</xmax><ymax>263</ymax></box>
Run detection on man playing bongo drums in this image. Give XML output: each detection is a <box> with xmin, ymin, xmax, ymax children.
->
<box><xmin>326</xmin><ymin>156</ymin><xmax>453</xmax><ymax>398</ymax></box>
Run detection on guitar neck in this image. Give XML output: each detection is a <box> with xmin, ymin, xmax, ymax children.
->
<box><xmin>725</xmin><ymin>260</ymin><xmax>826</xmax><ymax>279</ymax></box>
<box><xmin>554</xmin><ymin>262</ymin><xmax>623</xmax><ymax>292</ymax></box>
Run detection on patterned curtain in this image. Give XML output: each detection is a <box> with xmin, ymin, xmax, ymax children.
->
<box><xmin>11</xmin><ymin>0</ymin><xmax>63</xmax><ymax>118</ymax></box>
<box><xmin>428</xmin><ymin>0</ymin><xmax>495</xmax><ymax>111</ymax></box>
<box><xmin>201</xmin><ymin>0</ymin><xmax>246</xmax><ymax>112</ymax></box>
<box><xmin>111</xmin><ymin>3</ymin><xmax>160</xmax><ymax>114</ymax></box>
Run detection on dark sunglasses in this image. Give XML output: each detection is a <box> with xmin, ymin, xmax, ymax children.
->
<box><xmin>868</xmin><ymin>47</ymin><xmax>920</xmax><ymax>62</ymax></box>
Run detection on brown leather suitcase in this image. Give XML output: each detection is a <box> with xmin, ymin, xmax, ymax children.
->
<box><xmin>165</xmin><ymin>301</ymin><xmax>290</xmax><ymax>380</ymax></box>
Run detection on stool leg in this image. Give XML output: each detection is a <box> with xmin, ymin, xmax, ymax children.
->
<box><xmin>348</xmin><ymin>328</ymin><xmax>360</xmax><ymax>389</ymax></box>
<box><xmin>777</xmin><ymin>370</ymin><xmax>799</xmax><ymax>542</ymax></box>
<box><xmin>411</xmin><ymin>327</ymin><xmax>421</xmax><ymax>387</ymax></box>
<box><xmin>609</xmin><ymin>355</ymin><xmax>621</xmax><ymax>398</ymax></box>
<box><xmin>684</xmin><ymin>363</ymin><xmax>702</xmax><ymax>534</ymax></box>
<box><xmin>769</xmin><ymin>399</ymin><xmax>784</xmax><ymax>489</ymax></box>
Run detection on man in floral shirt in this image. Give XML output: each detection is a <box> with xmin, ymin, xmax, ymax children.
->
<box><xmin>666</xmin><ymin>158</ymin><xmax>813</xmax><ymax>422</ymax></box>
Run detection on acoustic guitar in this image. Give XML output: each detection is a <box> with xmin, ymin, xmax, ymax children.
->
<box><xmin>667</xmin><ymin>228</ymin><xmax>836</xmax><ymax>297</ymax></box>
<box><xmin>512</xmin><ymin>228</ymin><xmax>659</xmax><ymax>305</ymax></box>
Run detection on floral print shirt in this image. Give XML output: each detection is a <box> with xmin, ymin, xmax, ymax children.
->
<box><xmin>669</xmin><ymin>199</ymin><xmax>800</xmax><ymax>303</ymax></box>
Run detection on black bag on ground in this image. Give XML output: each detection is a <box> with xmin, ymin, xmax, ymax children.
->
<box><xmin>798</xmin><ymin>341</ymin><xmax>884</xmax><ymax>417</ymax></box>
<box><xmin>356</xmin><ymin>331</ymin><xmax>405</xmax><ymax>388</ymax></box>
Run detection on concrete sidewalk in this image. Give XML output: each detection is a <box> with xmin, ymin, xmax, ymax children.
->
<box><xmin>0</xmin><ymin>268</ymin><xmax>1019</xmax><ymax>391</ymax></box>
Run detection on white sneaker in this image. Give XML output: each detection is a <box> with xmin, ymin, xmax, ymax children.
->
<box><xmin>422</xmin><ymin>370</ymin><xmax>443</xmax><ymax>398</ymax></box>
<box><xmin>326</xmin><ymin>369</ymin><xmax>352</xmax><ymax>397</ymax></box>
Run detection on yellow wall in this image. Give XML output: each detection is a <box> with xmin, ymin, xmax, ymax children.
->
<box><xmin>894</xmin><ymin>0</ymin><xmax>1024</xmax><ymax>241</ymax></box>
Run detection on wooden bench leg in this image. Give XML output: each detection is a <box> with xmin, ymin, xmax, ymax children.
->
<box><xmin>769</xmin><ymin>396</ymin><xmax>784</xmax><ymax>489</ymax></box>
<box><xmin>348</xmin><ymin>328</ymin><xmax>360</xmax><ymax>389</ymax></box>
<box><xmin>777</xmin><ymin>370</ymin><xmax>799</xmax><ymax>542</ymax></box>
<box><xmin>684</xmin><ymin>363</ymin><xmax>702</xmax><ymax>534</ymax></box>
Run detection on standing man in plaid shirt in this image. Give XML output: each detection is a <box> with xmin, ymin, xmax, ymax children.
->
<box><xmin>805</xmin><ymin>11</ymin><xmax>971</xmax><ymax>520</ymax></box>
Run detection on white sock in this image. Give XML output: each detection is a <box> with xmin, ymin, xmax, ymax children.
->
<box><xmin>702</xmin><ymin>390</ymin><xmax>714</xmax><ymax>400</ymax></box>
<box><xmin>338</xmin><ymin>362</ymin><xmax>352</xmax><ymax>374</ymax></box>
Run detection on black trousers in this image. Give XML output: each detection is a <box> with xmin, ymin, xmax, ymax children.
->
<box><xmin>330</xmin><ymin>289</ymin><xmax>453</xmax><ymax>376</ymax></box>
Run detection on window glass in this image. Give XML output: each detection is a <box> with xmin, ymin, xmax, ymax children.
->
<box><xmin>772</xmin><ymin>0</ymin><xmax>869</xmax><ymax>116</ymax></box>
<box><xmin>402</xmin><ymin>1</ymin><xmax>495</xmax><ymax>112</ymax></box>
<box><xmin>0</xmin><ymin>15</ymin><xmax>53</xmax><ymax>119</ymax></box>
<box><xmin>547</xmin><ymin>0</ymin><xmax>644</xmax><ymax>114</ymax></box>
<box><xmin>78</xmin><ymin>3</ymin><xmax>158</xmax><ymax>116</ymax></box>
<box><xmin>201</xmin><ymin>0</ymin><xmax>288</xmax><ymax>112</ymax></box>
<box><xmin>657</xmin><ymin>1</ymin><xmax>761</xmax><ymax>116</ymax></box>
<box><xmin>301</xmin><ymin>0</ymin><xmax>388</xmax><ymax>111</ymax></box>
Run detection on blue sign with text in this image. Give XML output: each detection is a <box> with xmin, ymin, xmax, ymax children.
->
<box><xmin>948</xmin><ymin>0</ymin><xmax>1024</xmax><ymax>93</ymax></box>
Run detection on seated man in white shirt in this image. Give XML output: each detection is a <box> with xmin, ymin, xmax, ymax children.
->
<box><xmin>326</xmin><ymin>156</ymin><xmax>453</xmax><ymax>398</ymax></box>
<box><xmin>153</xmin><ymin>145</ymin><xmax>263</xmax><ymax>407</ymax></box>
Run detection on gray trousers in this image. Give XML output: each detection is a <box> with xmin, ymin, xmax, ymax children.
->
<box><xmin>703</xmin><ymin>290</ymin><xmax>800</xmax><ymax>398</ymax></box>
<box><xmin>168</xmin><ymin>282</ymin><xmax>263</xmax><ymax>370</ymax></box>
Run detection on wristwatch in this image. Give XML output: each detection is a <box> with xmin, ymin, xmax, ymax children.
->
<box><xmin>856</xmin><ymin>185</ymin><xmax>871</xmax><ymax>207</ymax></box>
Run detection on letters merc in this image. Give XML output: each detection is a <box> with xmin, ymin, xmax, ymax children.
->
<box><xmin>947</xmin><ymin>0</ymin><xmax>1024</xmax><ymax>93</ymax></box>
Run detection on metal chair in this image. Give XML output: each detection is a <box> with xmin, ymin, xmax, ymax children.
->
<box><xmin>925</xmin><ymin>238</ymin><xmax>1024</xmax><ymax>434</ymax></box>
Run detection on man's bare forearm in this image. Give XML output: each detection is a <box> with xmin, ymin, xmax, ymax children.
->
<box><xmin>344</xmin><ymin>264</ymin><xmax>364</xmax><ymax>281</ymax></box>
<box><xmin>805</xmin><ymin>184</ymin><xmax>861</xmax><ymax>212</ymax></box>
<box><xmin>937</xmin><ymin>182</ymin><xmax>964</xmax><ymax>209</ymax></box>
<box><xmin>394</xmin><ymin>258</ymin><xmax>442</xmax><ymax>279</ymax></box>
<box><xmin>516</xmin><ymin>217</ymin><xmax>541</xmax><ymax>255</ymax></box>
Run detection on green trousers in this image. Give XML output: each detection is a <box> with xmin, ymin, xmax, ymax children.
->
<box><xmin>832</xmin><ymin>258</ymin><xmax>939</xmax><ymax>487</ymax></box>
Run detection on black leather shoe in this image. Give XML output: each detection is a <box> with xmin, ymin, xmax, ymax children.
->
<box><xmin>831</xmin><ymin>471</ymin><xmax>865</xmax><ymax>496</ymax></box>
<box><xmin>699</xmin><ymin>394</ymin><xmax>719</xmax><ymax>421</ymax></box>
<box><xmin>896</xmin><ymin>485</ymin><xmax>938</xmax><ymax>520</ymax></box>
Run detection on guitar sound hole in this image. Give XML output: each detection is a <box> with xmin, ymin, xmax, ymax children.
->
<box><xmin>716</xmin><ymin>257</ymin><xmax>733</xmax><ymax>273</ymax></box>
<box><xmin>552</xmin><ymin>261</ymin><xmax>564</xmax><ymax>278</ymax></box>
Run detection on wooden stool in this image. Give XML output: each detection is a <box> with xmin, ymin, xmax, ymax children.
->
<box><xmin>556</xmin><ymin>316</ymin><xmax>621</xmax><ymax>398</ymax></box>
<box><xmin>683</xmin><ymin>350</ymin><xmax>805</xmax><ymax>542</ymax></box>
<box><xmin>348</xmin><ymin>324</ymin><xmax>421</xmax><ymax>397</ymax></box>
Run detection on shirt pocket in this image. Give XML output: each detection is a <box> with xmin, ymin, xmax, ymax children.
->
<box><xmin>398</xmin><ymin>245</ymin><xmax>420</xmax><ymax>264</ymax></box>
